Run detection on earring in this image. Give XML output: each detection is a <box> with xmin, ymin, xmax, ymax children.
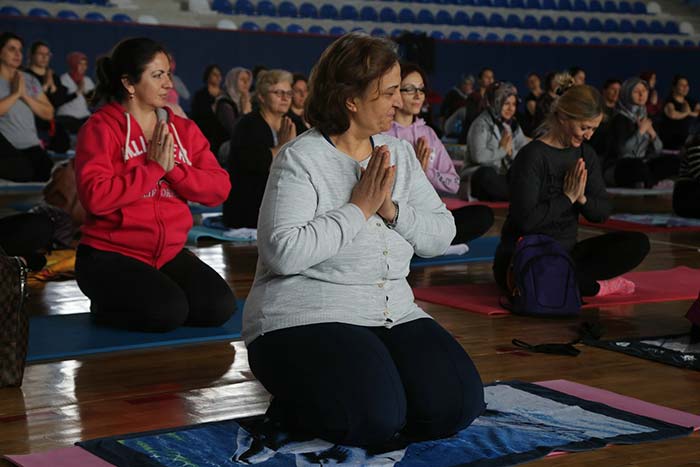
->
<box><xmin>128</xmin><ymin>93</ymin><xmax>135</xmax><ymax>99</ymax></box>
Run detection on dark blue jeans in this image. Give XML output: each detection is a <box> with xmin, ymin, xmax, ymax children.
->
<box><xmin>247</xmin><ymin>318</ymin><xmax>485</xmax><ymax>447</ymax></box>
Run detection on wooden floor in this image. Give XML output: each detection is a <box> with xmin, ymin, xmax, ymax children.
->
<box><xmin>2</xmin><ymin>193</ymin><xmax>700</xmax><ymax>466</ymax></box>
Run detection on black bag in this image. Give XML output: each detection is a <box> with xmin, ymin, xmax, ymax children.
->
<box><xmin>0</xmin><ymin>247</ymin><xmax>29</xmax><ymax>387</ymax></box>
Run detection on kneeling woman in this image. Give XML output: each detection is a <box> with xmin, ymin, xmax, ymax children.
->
<box><xmin>244</xmin><ymin>33</ymin><xmax>484</xmax><ymax>447</ymax></box>
<box><xmin>673</xmin><ymin>131</ymin><xmax>700</xmax><ymax>218</ymax></box>
<box><xmin>494</xmin><ymin>84</ymin><xmax>650</xmax><ymax>298</ymax></box>
<box><xmin>75</xmin><ymin>38</ymin><xmax>236</xmax><ymax>332</ymax></box>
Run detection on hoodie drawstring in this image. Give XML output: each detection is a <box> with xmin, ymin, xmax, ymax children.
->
<box><xmin>169</xmin><ymin>122</ymin><xmax>191</xmax><ymax>166</ymax></box>
<box><xmin>123</xmin><ymin>112</ymin><xmax>131</xmax><ymax>161</ymax></box>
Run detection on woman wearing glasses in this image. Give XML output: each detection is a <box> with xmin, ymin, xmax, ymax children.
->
<box><xmin>386</xmin><ymin>62</ymin><xmax>493</xmax><ymax>245</ymax></box>
<box><xmin>223</xmin><ymin>69</ymin><xmax>296</xmax><ymax>228</ymax></box>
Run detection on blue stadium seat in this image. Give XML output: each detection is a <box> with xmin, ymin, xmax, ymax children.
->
<box><xmin>319</xmin><ymin>4</ymin><xmax>338</xmax><ymax>19</ymax></box>
<box><xmin>621</xmin><ymin>37</ymin><xmax>635</xmax><ymax>46</ymax></box>
<box><xmin>489</xmin><ymin>13</ymin><xmax>505</xmax><ymax>28</ymax></box>
<box><xmin>603</xmin><ymin>1</ymin><xmax>617</xmax><ymax>12</ymax></box>
<box><xmin>241</xmin><ymin>21</ymin><xmax>260</xmax><ymax>30</ymax></box>
<box><xmin>588</xmin><ymin>18</ymin><xmax>603</xmax><ymax>31</ymax></box>
<box><xmin>340</xmin><ymin>5</ymin><xmax>358</xmax><ymax>20</ymax></box>
<box><xmin>652</xmin><ymin>38</ymin><xmax>666</xmax><ymax>47</ymax></box>
<box><xmin>391</xmin><ymin>29</ymin><xmax>407</xmax><ymax>38</ymax></box>
<box><xmin>506</xmin><ymin>14</ymin><xmax>522</xmax><ymax>28</ymax></box>
<box><xmin>542</xmin><ymin>0</ymin><xmax>556</xmax><ymax>9</ymax></box>
<box><xmin>417</xmin><ymin>9</ymin><xmax>434</xmax><ymax>23</ymax></box>
<box><xmin>538</xmin><ymin>15</ymin><xmax>554</xmax><ymax>30</ymax></box>
<box><xmin>683</xmin><ymin>40</ymin><xmax>696</xmax><ymax>48</ymax></box>
<box><xmin>286</xmin><ymin>23</ymin><xmax>304</xmax><ymax>33</ymax></box>
<box><xmin>485</xmin><ymin>32</ymin><xmax>500</xmax><ymax>41</ymax></box>
<box><xmin>558</xmin><ymin>0</ymin><xmax>573</xmax><ymax>10</ymax></box>
<box><xmin>435</xmin><ymin>10</ymin><xmax>452</xmax><ymax>24</ymax></box>
<box><xmin>664</xmin><ymin>21</ymin><xmax>679</xmax><ymax>34</ymax></box>
<box><xmin>380</xmin><ymin>7</ymin><xmax>398</xmax><ymax>22</ymax></box>
<box><xmin>618</xmin><ymin>1</ymin><xmax>632</xmax><ymax>13</ymax></box>
<box><xmin>472</xmin><ymin>11</ymin><xmax>487</xmax><ymax>26</ymax></box>
<box><xmin>573</xmin><ymin>0</ymin><xmax>588</xmax><ymax>11</ymax></box>
<box><xmin>668</xmin><ymin>39</ymin><xmax>681</xmax><ymax>47</ymax></box>
<box><xmin>603</xmin><ymin>18</ymin><xmax>618</xmax><ymax>32</ymax></box>
<box><xmin>649</xmin><ymin>20</ymin><xmax>663</xmax><ymax>34</ymax></box>
<box><xmin>555</xmin><ymin>35</ymin><xmax>568</xmax><ymax>44</ymax></box>
<box><xmin>588</xmin><ymin>36</ymin><xmax>602</xmax><ymax>44</ymax></box>
<box><xmin>504</xmin><ymin>32</ymin><xmax>519</xmax><ymax>42</ymax></box>
<box><xmin>308</xmin><ymin>25</ymin><xmax>326</xmax><ymax>34</ymax></box>
<box><xmin>360</xmin><ymin>6</ymin><xmax>379</xmax><ymax>21</ymax></box>
<box><xmin>637</xmin><ymin>38</ymin><xmax>650</xmax><ymax>46</ymax></box>
<box><xmin>521</xmin><ymin>34</ymin><xmax>536</xmax><ymax>42</ymax></box>
<box><xmin>571</xmin><ymin>17</ymin><xmax>586</xmax><ymax>30</ymax></box>
<box><xmin>526</xmin><ymin>0</ymin><xmax>542</xmax><ymax>9</ymax></box>
<box><xmin>588</xmin><ymin>0</ymin><xmax>603</xmax><ymax>11</ymax></box>
<box><xmin>264</xmin><ymin>22</ymin><xmax>283</xmax><ymax>32</ymax></box>
<box><xmin>430</xmin><ymin>30</ymin><xmax>446</xmax><ymax>39</ymax></box>
<box><xmin>111</xmin><ymin>13</ymin><xmax>133</xmax><ymax>22</ymax></box>
<box><xmin>398</xmin><ymin>8</ymin><xmax>416</xmax><ymax>23</ymax></box>
<box><xmin>554</xmin><ymin>17</ymin><xmax>570</xmax><ymax>30</ymax></box>
<box><xmin>467</xmin><ymin>31</ymin><xmax>483</xmax><ymax>41</ymax></box>
<box><xmin>257</xmin><ymin>0</ymin><xmax>276</xmax><ymax>17</ymax></box>
<box><xmin>28</xmin><ymin>8</ymin><xmax>51</xmax><ymax>18</ymax></box>
<box><xmin>235</xmin><ymin>0</ymin><xmax>254</xmax><ymax>15</ymax></box>
<box><xmin>635</xmin><ymin>19</ymin><xmax>648</xmax><ymax>33</ymax></box>
<box><xmin>211</xmin><ymin>0</ymin><xmax>233</xmax><ymax>14</ymax></box>
<box><xmin>299</xmin><ymin>3</ymin><xmax>317</xmax><ymax>18</ymax></box>
<box><xmin>0</xmin><ymin>6</ymin><xmax>22</xmax><ymax>16</ymax></box>
<box><xmin>278</xmin><ymin>1</ymin><xmax>297</xmax><ymax>17</ymax></box>
<box><xmin>539</xmin><ymin>35</ymin><xmax>552</xmax><ymax>43</ymax></box>
<box><xmin>57</xmin><ymin>9</ymin><xmax>80</xmax><ymax>20</ymax></box>
<box><xmin>523</xmin><ymin>15</ymin><xmax>538</xmax><ymax>29</ymax></box>
<box><xmin>329</xmin><ymin>26</ymin><xmax>346</xmax><ymax>35</ymax></box>
<box><xmin>89</xmin><ymin>0</ymin><xmax>111</xmax><ymax>5</ymax></box>
<box><xmin>619</xmin><ymin>19</ymin><xmax>634</xmax><ymax>32</ymax></box>
<box><xmin>494</xmin><ymin>0</ymin><xmax>508</xmax><ymax>7</ymax></box>
<box><xmin>454</xmin><ymin>11</ymin><xmax>469</xmax><ymax>25</ymax></box>
<box><xmin>85</xmin><ymin>11</ymin><xmax>107</xmax><ymax>21</ymax></box>
<box><xmin>370</xmin><ymin>27</ymin><xmax>387</xmax><ymax>37</ymax></box>
<box><xmin>476</xmin><ymin>0</ymin><xmax>492</xmax><ymax>6</ymax></box>
<box><xmin>572</xmin><ymin>36</ymin><xmax>585</xmax><ymax>44</ymax></box>
<box><xmin>449</xmin><ymin>31</ymin><xmax>465</xmax><ymax>40</ymax></box>
<box><xmin>510</xmin><ymin>0</ymin><xmax>525</xmax><ymax>7</ymax></box>
<box><xmin>606</xmin><ymin>37</ymin><xmax>620</xmax><ymax>45</ymax></box>
<box><xmin>632</xmin><ymin>1</ymin><xmax>646</xmax><ymax>14</ymax></box>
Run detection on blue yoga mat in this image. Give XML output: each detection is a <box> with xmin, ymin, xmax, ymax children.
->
<box><xmin>78</xmin><ymin>381</ymin><xmax>691</xmax><ymax>467</ymax></box>
<box><xmin>410</xmin><ymin>236</ymin><xmax>499</xmax><ymax>267</ymax></box>
<box><xmin>187</xmin><ymin>225</ymin><xmax>255</xmax><ymax>244</ymax></box>
<box><xmin>189</xmin><ymin>203</ymin><xmax>223</xmax><ymax>214</ymax></box>
<box><xmin>27</xmin><ymin>299</ymin><xmax>245</xmax><ymax>362</ymax></box>
<box><xmin>0</xmin><ymin>181</ymin><xmax>45</xmax><ymax>193</ymax></box>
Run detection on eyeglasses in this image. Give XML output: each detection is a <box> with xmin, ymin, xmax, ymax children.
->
<box><xmin>268</xmin><ymin>90</ymin><xmax>293</xmax><ymax>99</ymax></box>
<box><xmin>400</xmin><ymin>86</ymin><xmax>426</xmax><ymax>96</ymax></box>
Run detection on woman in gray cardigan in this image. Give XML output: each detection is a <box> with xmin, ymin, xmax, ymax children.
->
<box><xmin>243</xmin><ymin>33</ymin><xmax>484</xmax><ymax>448</ymax></box>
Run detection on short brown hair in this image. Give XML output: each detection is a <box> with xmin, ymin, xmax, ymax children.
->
<box><xmin>306</xmin><ymin>32</ymin><xmax>399</xmax><ymax>135</ymax></box>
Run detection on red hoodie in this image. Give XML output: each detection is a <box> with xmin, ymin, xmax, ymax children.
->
<box><xmin>75</xmin><ymin>102</ymin><xmax>230</xmax><ymax>268</ymax></box>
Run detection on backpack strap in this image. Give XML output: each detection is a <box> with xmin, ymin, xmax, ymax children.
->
<box><xmin>511</xmin><ymin>322</ymin><xmax>604</xmax><ymax>357</ymax></box>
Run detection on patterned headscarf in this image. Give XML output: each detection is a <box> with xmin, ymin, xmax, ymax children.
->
<box><xmin>617</xmin><ymin>77</ymin><xmax>649</xmax><ymax>122</ymax></box>
<box><xmin>486</xmin><ymin>81</ymin><xmax>518</xmax><ymax>125</ymax></box>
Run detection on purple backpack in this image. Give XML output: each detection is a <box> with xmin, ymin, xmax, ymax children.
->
<box><xmin>508</xmin><ymin>234</ymin><xmax>582</xmax><ymax>316</ymax></box>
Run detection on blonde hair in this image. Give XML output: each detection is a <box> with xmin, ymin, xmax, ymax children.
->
<box><xmin>540</xmin><ymin>84</ymin><xmax>604</xmax><ymax>135</ymax></box>
<box><xmin>256</xmin><ymin>69</ymin><xmax>293</xmax><ymax>99</ymax></box>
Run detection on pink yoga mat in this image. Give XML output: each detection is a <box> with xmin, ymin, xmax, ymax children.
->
<box><xmin>535</xmin><ymin>379</ymin><xmax>700</xmax><ymax>430</ymax></box>
<box><xmin>441</xmin><ymin>197</ymin><xmax>509</xmax><ymax>211</ymax></box>
<box><xmin>580</xmin><ymin>218</ymin><xmax>700</xmax><ymax>233</ymax></box>
<box><xmin>5</xmin><ymin>446</ymin><xmax>114</xmax><ymax>466</ymax></box>
<box><xmin>413</xmin><ymin>266</ymin><xmax>700</xmax><ymax>315</ymax></box>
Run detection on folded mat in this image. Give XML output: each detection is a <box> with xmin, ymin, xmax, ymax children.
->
<box><xmin>413</xmin><ymin>266</ymin><xmax>700</xmax><ymax>316</ymax></box>
<box><xmin>27</xmin><ymin>249</ymin><xmax>76</xmax><ymax>284</ymax></box>
<box><xmin>581</xmin><ymin>213</ymin><xmax>700</xmax><ymax>232</ymax></box>
<box><xmin>27</xmin><ymin>299</ymin><xmax>244</xmax><ymax>362</ymax></box>
<box><xmin>188</xmin><ymin>203</ymin><xmax>222</xmax><ymax>214</ymax></box>
<box><xmin>0</xmin><ymin>180</ymin><xmax>45</xmax><ymax>193</ymax></box>
<box><xmin>410</xmin><ymin>236</ymin><xmax>499</xmax><ymax>267</ymax></box>
<box><xmin>441</xmin><ymin>197</ymin><xmax>509</xmax><ymax>210</ymax></box>
<box><xmin>74</xmin><ymin>380</ymin><xmax>691</xmax><ymax>467</ymax></box>
<box><xmin>187</xmin><ymin>226</ymin><xmax>256</xmax><ymax>244</ymax></box>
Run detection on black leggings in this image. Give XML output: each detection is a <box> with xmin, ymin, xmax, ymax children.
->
<box><xmin>0</xmin><ymin>132</ymin><xmax>53</xmax><ymax>182</ymax></box>
<box><xmin>470</xmin><ymin>166</ymin><xmax>510</xmax><ymax>201</ymax></box>
<box><xmin>673</xmin><ymin>179</ymin><xmax>700</xmax><ymax>219</ymax></box>
<box><xmin>247</xmin><ymin>318</ymin><xmax>485</xmax><ymax>447</ymax></box>
<box><xmin>75</xmin><ymin>245</ymin><xmax>237</xmax><ymax>332</ymax></box>
<box><xmin>452</xmin><ymin>205</ymin><xmax>494</xmax><ymax>244</ymax></box>
<box><xmin>493</xmin><ymin>231</ymin><xmax>650</xmax><ymax>297</ymax></box>
<box><xmin>613</xmin><ymin>157</ymin><xmax>680</xmax><ymax>188</ymax></box>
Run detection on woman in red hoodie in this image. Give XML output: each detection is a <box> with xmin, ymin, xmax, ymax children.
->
<box><xmin>74</xmin><ymin>38</ymin><xmax>236</xmax><ymax>332</ymax></box>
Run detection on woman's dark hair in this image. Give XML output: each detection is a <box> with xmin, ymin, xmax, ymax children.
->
<box><xmin>569</xmin><ymin>66</ymin><xmax>585</xmax><ymax>77</ymax></box>
<box><xmin>92</xmin><ymin>37</ymin><xmax>168</xmax><ymax>105</ymax></box>
<box><xmin>672</xmin><ymin>74</ymin><xmax>688</xmax><ymax>88</ymax></box>
<box><xmin>0</xmin><ymin>32</ymin><xmax>22</xmax><ymax>50</ymax></box>
<box><xmin>291</xmin><ymin>73</ymin><xmax>307</xmax><ymax>87</ymax></box>
<box><xmin>202</xmin><ymin>64</ymin><xmax>221</xmax><ymax>83</ymax></box>
<box><xmin>602</xmin><ymin>78</ymin><xmax>622</xmax><ymax>90</ymax></box>
<box><xmin>30</xmin><ymin>41</ymin><xmax>49</xmax><ymax>56</ymax></box>
<box><xmin>399</xmin><ymin>61</ymin><xmax>428</xmax><ymax>89</ymax></box>
<box><xmin>306</xmin><ymin>32</ymin><xmax>399</xmax><ymax>135</ymax></box>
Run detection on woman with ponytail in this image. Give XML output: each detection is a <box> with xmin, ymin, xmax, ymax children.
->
<box><xmin>74</xmin><ymin>37</ymin><xmax>236</xmax><ymax>332</ymax></box>
<box><xmin>494</xmin><ymin>83</ymin><xmax>650</xmax><ymax>298</ymax></box>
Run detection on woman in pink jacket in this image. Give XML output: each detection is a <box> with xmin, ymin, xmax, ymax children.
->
<box><xmin>74</xmin><ymin>38</ymin><xmax>236</xmax><ymax>332</ymax></box>
<box><xmin>385</xmin><ymin>62</ymin><xmax>493</xmax><ymax>244</ymax></box>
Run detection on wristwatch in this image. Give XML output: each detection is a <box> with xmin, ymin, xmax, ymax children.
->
<box><xmin>383</xmin><ymin>202</ymin><xmax>399</xmax><ymax>229</ymax></box>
